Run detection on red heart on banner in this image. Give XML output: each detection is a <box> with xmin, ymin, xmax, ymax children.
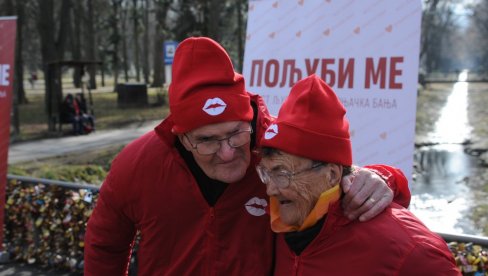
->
<box><xmin>298</xmin><ymin>0</ymin><xmax>304</xmax><ymax>5</ymax></box>
<box><xmin>269</xmin><ymin>32</ymin><xmax>276</xmax><ymax>38</ymax></box>
<box><xmin>272</xmin><ymin>1</ymin><xmax>278</xmax><ymax>8</ymax></box>
<box><xmin>296</xmin><ymin>31</ymin><xmax>302</xmax><ymax>37</ymax></box>
<box><xmin>380</xmin><ymin>132</ymin><xmax>387</xmax><ymax>140</ymax></box>
<box><xmin>354</xmin><ymin>27</ymin><xmax>360</xmax><ymax>34</ymax></box>
<box><xmin>323</xmin><ymin>29</ymin><xmax>331</xmax><ymax>36</ymax></box>
<box><xmin>385</xmin><ymin>25</ymin><xmax>392</xmax><ymax>32</ymax></box>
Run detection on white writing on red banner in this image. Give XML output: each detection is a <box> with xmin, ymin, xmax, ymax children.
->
<box><xmin>0</xmin><ymin>64</ymin><xmax>10</xmax><ymax>86</ymax></box>
<box><xmin>250</xmin><ymin>57</ymin><xmax>404</xmax><ymax>89</ymax></box>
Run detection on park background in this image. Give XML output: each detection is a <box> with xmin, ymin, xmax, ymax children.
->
<box><xmin>1</xmin><ymin>0</ymin><xmax>488</xmax><ymax>275</ymax></box>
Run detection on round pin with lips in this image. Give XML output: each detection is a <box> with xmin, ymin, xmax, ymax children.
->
<box><xmin>202</xmin><ymin>97</ymin><xmax>227</xmax><ymax>116</ymax></box>
<box><xmin>245</xmin><ymin>197</ymin><xmax>268</xmax><ymax>216</ymax></box>
<box><xmin>264</xmin><ymin>124</ymin><xmax>278</xmax><ymax>140</ymax></box>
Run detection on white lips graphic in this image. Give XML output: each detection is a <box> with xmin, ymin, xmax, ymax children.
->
<box><xmin>264</xmin><ymin>124</ymin><xmax>278</xmax><ymax>140</ymax></box>
<box><xmin>245</xmin><ymin>197</ymin><xmax>268</xmax><ymax>216</ymax></box>
<box><xmin>202</xmin><ymin>97</ymin><xmax>227</xmax><ymax>116</ymax></box>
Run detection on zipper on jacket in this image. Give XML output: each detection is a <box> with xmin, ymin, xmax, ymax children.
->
<box><xmin>294</xmin><ymin>255</ymin><xmax>300</xmax><ymax>275</ymax></box>
<box><xmin>206</xmin><ymin>207</ymin><xmax>216</xmax><ymax>276</ymax></box>
<box><xmin>208</xmin><ymin>208</ymin><xmax>215</xmax><ymax>222</ymax></box>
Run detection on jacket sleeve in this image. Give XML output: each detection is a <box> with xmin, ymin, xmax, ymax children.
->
<box><xmin>399</xmin><ymin>242</ymin><xmax>461</xmax><ymax>275</ymax></box>
<box><xmin>364</xmin><ymin>164</ymin><xmax>411</xmax><ymax>208</ymax></box>
<box><xmin>84</xmin><ymin>170</ymin><xmax>137</xmax><ymax>276</ymax></box>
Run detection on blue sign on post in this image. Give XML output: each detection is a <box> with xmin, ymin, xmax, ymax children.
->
<box><xmin>163</xmin><ymin>41</ymin><xmax>178</xmax><ymax>65</ymax></box>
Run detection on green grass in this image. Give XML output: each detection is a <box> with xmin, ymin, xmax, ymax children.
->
<box><xmin>8</xmin><ymin>145</ymin><xmax>125</xmax><ymax>185</ymax></box>
<box><xmin>13</xmin><ymin>86</ymin><xmax>169</xmax><ymax>141</ymax></box>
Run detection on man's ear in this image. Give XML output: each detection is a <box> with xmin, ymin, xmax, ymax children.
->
<box><xmin>327</xmin><ymin>163</ymin><xmax>343</xmax><ymax>184</ymax></box>
<box><xmin>178</xmin><ymin>135</ymin><xmax>193</xmax><ymax>151</ymax></box>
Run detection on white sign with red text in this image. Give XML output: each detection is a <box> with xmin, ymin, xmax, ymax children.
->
<box><xmin>243</xmin><ymin>0</ymin><xmax>422</xmax><ymax>181</ymax></box>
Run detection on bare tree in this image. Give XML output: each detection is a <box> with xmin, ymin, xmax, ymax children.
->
<box><xmin>111</xmin><ymin>0</ymin><xmax>123</xmax><ymax>89</ymax></box>
<box><xmin>72</xmin><ymin>0</ymin><xmax>84</xmax><ymax>88</ymax></box>
<box><xmin>151</xmin><ymin>0</ymin><xmax>172</xmax><ymax>87</ymax></box>
<box><xmin>470</xmin><ymin>0</ymin><xmax>488</xmax><ymax>72</ymax></box>
<box><xmin>132</xmin><ymin>0</ymin><xmax>141</xmax><ymax>82</ymax></box>
<box><xmin>86</xmin><ymin>0</ymin><xmax>98</xmax><ymax>89</ymax></box>
<box><xmin>142</xmin><ymin>0</ymin><xmax>150</xmax><ymax>84</ymax></box>
<box><xmin>420</xmin><ymin>0</ymin><xmax>462</xmax><ymax>73</ymax></box>
<box><xmin>121</xmin><ymin>1</ymin><xmax>130</xmax><ymax>82</ymax></box>
<box><xmin>37</xmin><ymin>0</ymin><xmax>73</xmax><ymax>130</ymax></box>
<box><xmin>236</xmin><ymin>0</ymin><xmax>245</xmax><ymax>72</ymax></box>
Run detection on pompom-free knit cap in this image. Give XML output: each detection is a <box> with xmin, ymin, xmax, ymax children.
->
<box><xmin>261</xmin><ymin>75</ymin><xmax>352</xmax><ymax>166</ymax></box>
<box><xmin>169</xmin><ymin>37</ymin><xmax>253</xmax><ymax>134</ymax></box>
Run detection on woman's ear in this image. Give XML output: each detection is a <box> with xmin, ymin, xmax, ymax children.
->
<box><xmin>327</xmin><ymin>163</ymin><xmax>343</xmax><ymax>184</ymax></box>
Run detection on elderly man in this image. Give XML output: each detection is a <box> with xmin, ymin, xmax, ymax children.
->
<box><xmin>84</xmin><ymin>37</ymin><xmax>410</xmax><ymax>275</ymax></box>
<box><xmin>258</xmin><ymin>75</ymin><xmax>460</xmax><ymax>275</ymax></box>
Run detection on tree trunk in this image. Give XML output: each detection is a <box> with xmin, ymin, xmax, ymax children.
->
<box><xmin>86</xmin><ymin>0</ymin><xmax>97</xmax><ymax>89</ymax></box>
<box><xmin>132</xmin><ymin>0</ymin><xmax>141</xmax><ymax>82</ymax></box>
<box><xmin>72</xmin><ymin>0</ymin><xmax>83</xmax><ymax>88</ymax></box>
<box><xmin>151</xmin><ymin>26</ymin><xmax>164</xmax><ymax>87</ymax></box>
<box><xmin>37</xmin><ymin>0</ymin><xmax>57</xmax><ymax>130</ymax></box>
<box><xmin>151</xmin><ymin>0</ymin><xmax>171</xmax><ymax>87</ymax></box>
<box><xmin>37</xmin><ymin>0</ymin><xmax>72</xmax><ymax>131</ymax></box>
<box><xmin>111</xmin><ymin>0</ymin><xmax>122</xmax><ymax>89</ymax></box>
<box><xmin>121</xmin><ymin>5</ymin><xmax>130</xmax><ymax>82</ymax></box>
<box><xmin>142</xmin><ymin>0</ymin><xmax>150</xmax><ymax>84</ymax></box>
<box><xmin>236</xmin><ymin>0</ymin><xmax>244</xmax><ymax>73</ymax></box>
<box><xmin>207</xmin><ymin>0</ymin><xmax>221</xmax><ymax>40</ymax></box>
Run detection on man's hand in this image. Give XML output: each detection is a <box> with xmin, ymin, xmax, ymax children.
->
<box><xmin>340</xmin><ymin>167</ymin><xmax>393</xmax><ymax>222</ymax></box>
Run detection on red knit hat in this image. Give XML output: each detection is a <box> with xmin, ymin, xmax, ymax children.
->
<box><xmin>169</xmin><ymin>37</ymin><xmax>253</xmax><ymax>133</ymax></box>
<box><xmin>261</xmin><ymin>75</ymin><xmax>352</xmax><ymax>166</ymax></box>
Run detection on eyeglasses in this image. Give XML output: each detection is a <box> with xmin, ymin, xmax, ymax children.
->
<box><xmin>256</xmin><ymin>162</ymin><xmax>324</xmax><ymax>189</ymax></box>
<box><xmin>184</xmin><ymin>128</ymin><xmax>253</xmax><ymax>155</ymax></box>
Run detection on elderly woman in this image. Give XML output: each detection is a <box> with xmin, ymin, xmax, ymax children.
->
<box><xmin>258</xmin><ymin>75</ymin><xmax>460</xmax><ymax>275</ymax></box>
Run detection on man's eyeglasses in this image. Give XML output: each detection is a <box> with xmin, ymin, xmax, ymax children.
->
<box><xmin>184</xmin><ymin>128</ymin><xmax>253</xmax><ymax>155</ymax></box>
<box><xmin>256</xmin><ymin>162</ymin><xmax>324</xmax><ymax>189</ymax></box>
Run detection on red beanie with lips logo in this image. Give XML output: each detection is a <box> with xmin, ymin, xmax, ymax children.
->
<box><xmin>261</xmin><ymin>75</ymin><xmax>352</xmax><ymax>166</ymax></box>
<box><xmin>169</xmin><ymin>37</ymin><xmax>253</xmax><ymax>134</ymax></box>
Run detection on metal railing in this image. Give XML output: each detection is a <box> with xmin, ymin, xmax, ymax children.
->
<box><xmin>3</xmin><ymin>174</ymin><xmax>488</xmax><ymax>275</ymax></box>
<box><xmin>7</xmin><ymin>174</ymin><xmax>100</xmax><ymax>191</ymax></box>
<box><xmin>3</xmin><ymin>174</ymin><xmax>101</xmax><ymax>273</ymax></box>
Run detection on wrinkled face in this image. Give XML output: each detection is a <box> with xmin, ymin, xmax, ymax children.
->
<box><xmin>179</xmin><ymin>121</ymin><xmax>252</xmax><ymax>183</ymax></box>
<box><xmin>260</xmin><ymin>151</ymin><xmax>340</xmax><ymax>227</ymax></box>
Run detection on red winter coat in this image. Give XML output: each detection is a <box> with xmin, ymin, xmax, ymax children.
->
<box><xmin>274</xmin><ymin>201</ymin><xmax>460</xmax><ymax>275</ymax></box>
<box><xmin>84</xmin><ymin>92</ymin><xmax>412</xmax><ymax>275</ymax></box>
<box><xmin>84</xmin><ymin>94</ymin><xmax>275</xmax><ymax>275</ymax></box>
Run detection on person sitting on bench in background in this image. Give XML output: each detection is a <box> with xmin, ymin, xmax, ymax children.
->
<box><xmin>75</xmin><ymin>93</ymin><xmax>95</xmax><ymax>133</ymax></box>
<box><xmin>61</xmin><ymin>93</ymin><xmax>83</xmax><ymax>135</ymax></box>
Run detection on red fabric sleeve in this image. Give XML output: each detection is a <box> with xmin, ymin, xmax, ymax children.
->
<box><xmin>398</xmin><ymin>242</ymin><xmax>461</xmax><ymax>275</ymax></box>
<box><xmin>364</xmin><ymin>164</ymin><xmax>411</xmax><ymax>208</ymax></box>
<box><xmin>84</xmin><ymin>172</ymin><xmax>136</xmax><ymax>276</ymax></box>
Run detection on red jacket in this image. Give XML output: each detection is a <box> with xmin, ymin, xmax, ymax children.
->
<box><xmin>274</xmin><ymin>201</ymin><xmax>460</xmax><ymax>275</ymax></box>
<box><xmin>84</xmin><ymin>94</ymin><xmax>275</xmax><ymax>275</ymax></box>
<box><xmin>84</xmin><ymin>92</ymin><xmax>412</xmax><ymax>275</ymax></box>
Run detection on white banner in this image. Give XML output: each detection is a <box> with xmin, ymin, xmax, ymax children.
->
<box><xmin>243</xmin><ymin>0</ymin><xmax>422</xmax><ymax>181</ymax></box>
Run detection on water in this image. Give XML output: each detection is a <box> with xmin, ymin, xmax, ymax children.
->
<box><xmin>428</xmin><ymin>70</ymin><xmax>471</xmax><ymax>144</ymax></box>
<box><xmin>411</xmin><ymin>144</ymin><xmax>481</xmax><ymax>235</ymax></box>
<box><xmin>409</xmin><ymin>70</ymin><xmax>485</xmax><ymax>236</ymax></box>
